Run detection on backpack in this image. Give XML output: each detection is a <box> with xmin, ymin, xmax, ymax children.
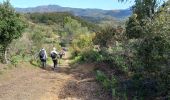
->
<box><xmin>51</xmin><ymin>52</ymin><xmax>57</xmax><ymax>59</ymax></box>
<box><xmin>39</xmin><ymin>50</ymin><xmax>45</xmax><ymax>59</ymax></box>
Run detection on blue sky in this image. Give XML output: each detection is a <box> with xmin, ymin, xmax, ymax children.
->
<box><xmin>0</xmin><ymin>0</ymin><xmax>135</xmax><ymax>10</ymax></box>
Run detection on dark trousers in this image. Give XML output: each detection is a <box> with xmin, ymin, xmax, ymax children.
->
<box><xmin>53</xmin><ymin>59</ymin><xmax>58</xmax><ymax>68</ymax></box>
<box><xmin>41</xmin><ymin>59</ymin><xmax>46</xmax><ymax>68</ymax></box>
<box><xmin>59</xmin><ymin>54</ymin><xmax>63</xmax><ymax>59</ymax></box>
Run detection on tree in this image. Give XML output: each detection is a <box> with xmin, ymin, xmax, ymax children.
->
<box><xmin>119</xmin><ymin>0</ymin><xmax>162</xmax><ymax>20</ymax></box>
<box><xmin>125</xmin><ymin>14</ymin><xmax>143</xmax><ymax>39</ymax></box>
<box><xmin>0</xmin><ymin>0</ymin><xmax>25</xmax><ymax>63</ymax></box>
<box><xmin>126</xmin><ymin>1</ymin><xmax>170</xmax><ymax>98</ymax></box>
<box><xmin>119</xmin><ymin>0</ymin><xmax>170</xmax><ymax>99</ymax></box>
<box><xmin>125</xmin><ymin>0</ymin><xmax>163</xmax><ymax>39</ymax></box>
<box><xmin>133</xmin><ymin>0</ymin><xmax>159</xmax><ymax>20</ymax></box>
<box><xmin>64</xmin><ymin>17</ymin><xmax>89</xmax><ymax>43</ymax></box>
<box><xmin>93</xmin><ymin>26</ymin><xmax>116</xmax><ymax>48</ymax></box>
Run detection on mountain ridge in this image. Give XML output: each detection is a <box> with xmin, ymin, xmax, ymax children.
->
<box><xmin>15</xmin><ymin>5</ymin><xmax>132</xmax><ymax>22</ymax></box>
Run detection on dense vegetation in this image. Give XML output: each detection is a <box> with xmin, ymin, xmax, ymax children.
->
<box><xmin>71</xmin><ymin>0</ymin><xmax>170</xmax><ymax>99</ymax></box>
<box><xmin>26</xmin><ymin>12</ymin><xmax>99</xmax><ymax>31</ymax></box>
<box><xmin>0</xmin><ymin>1</ymin><xmax>25</xmax><ymax>63</ymax></box>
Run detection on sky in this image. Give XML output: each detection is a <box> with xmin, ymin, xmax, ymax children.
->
<box><xmin>0</xmin><ymin>0</ymin><xmax>135</xmax><ymax>10</ymax></box>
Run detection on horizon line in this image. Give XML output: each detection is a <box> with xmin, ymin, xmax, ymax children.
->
<box><xmin>14</xmin><ymin>4</ymin><xmax>132</xmax><ymax>11</ymax></box>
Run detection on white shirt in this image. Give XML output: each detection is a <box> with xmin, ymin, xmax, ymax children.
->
<box><xmin>50</xmin><ymin>50</ymin><xmax>58</xmax><ymax>55</ymax></box>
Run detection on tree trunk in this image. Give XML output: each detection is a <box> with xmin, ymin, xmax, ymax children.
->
<box><xmin>4</xmin><ymin>48</ymin><xmax>9</xmax><ymax>64</ymax></box>
<box><xmin>0</xmin><ymin>46</ymin><xmax>3</xmax><ymax>63</ymax></box>
<box><xmin>0</xmin><ymin>45</ymin><xmax>9</xmax><ymax>64</ymax></box>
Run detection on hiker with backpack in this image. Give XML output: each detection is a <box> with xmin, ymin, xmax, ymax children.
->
<box><xmin>50</xmin><ymin>47</ymin><xmax>58</xmax><ymax>69</ymax></box>
<box><xmin>39</xmin><ymin>48</ymin><xmax>48</xmax><ymax>68</ymax></box>
<box><xmin>59</xmin><ymin>49</ymin><xmax>65</xmax><ymax>59</ymax></box>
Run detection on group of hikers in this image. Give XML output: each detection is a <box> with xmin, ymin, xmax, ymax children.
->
<box><xmin>39</xmin><ymin>47</ymin><xmax>65</xmax><ymax>69</ymax></box>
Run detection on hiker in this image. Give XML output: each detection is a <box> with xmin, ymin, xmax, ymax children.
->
<box><xmin>59</xmin><ymin>49</ymin><xmax>65</xmax><ymax>59</ymax></box>
<box><xmin>63</xmin><ymin>47</ymin><xmax>68</xmax><ymax>52</ymax></box>
<box><xmin>50</xmin><ymin>47</ymin><xmax>58</xmax><ymax>69</ymax></box>
<box><xmin>39</xmin><ymin>48</ymin><xmax>47</xmax><ymax>68</ymax></box>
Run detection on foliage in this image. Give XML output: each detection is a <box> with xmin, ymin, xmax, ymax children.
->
<box><xmin>125</xmin><ymin>14</ymin><xmax>143</xmax><ymax>39</ymax></box>
<box><xmin>26</xmin><ymin>12</ymin><xmax>99</xmax><ymax>51</ymax></box>
<box><xmin>26</xmin><ymin>12</ymin><xmax>99</xmax><ymax>31</ymax></box>
<box><xmin>122</xmin><ymin>1</ymin><xmax>170</xmax><ymax>99</ymax></box>
<box><xmin>125</xmin><ymin>0</ymin><xmax>163</xmax><ymax>39</ymax></box>
<box><xmin>132</xmin><ymin>5</ymin><xmax>169</xmax><ymax>99</ymax></box>
<box><xmin>96</xmin><ymin>70</ymin><xmax>129</xmax><ymax>99</ymax></box>
<box><xmin>10</xmin><ymin>55</ymin><xmax>22</xmax><ymax>66</ymax></box>
<box><xmin>92</xmin><ymin>26</ymin><xmax>129</xmax><ymax>72</ymax></box>
<box><xmin>96</xmin><ymin>70</ymin><xmax>111</xmax><ymax>90</ymax></box>
<box><xmin>0</xmin><ymin>0</ymin><xmax>26</xmax><ymax>63</ymax></box>
<box><xmin>31</xmin><ymin>27</ymin><xmax>45</xmax><ymax>49</ymax></box>
<box><xmin>132</xmin><ymin>0</ymin><xmax>159</xmax><ymax>20</ymax></box>
<box><xmin>119</xmin><ymin>0</ymin><xmax>161</xmax><ymax>19</ymax></box>
<box><xmin>68</xmin><ymin>20</ymin><xmax>93</xmax><ymax>58</ymax></box>
<box><xmin>70</xmin><ymin>34</ymin><xmax>100</xmax><ymax>63</ymax></box>
<box><xmin>93</xmin><ymin>26</ymin><xmax>116</xmax><ymax>48</ymax></box>
<box><xmin>0</xmin><ymin>1</ymin><xmax>25</xmax><ymax>46</ymax></box>
<box><xmin>64</xmin><ymin>17</ymin><xmax>89</xmax><ymax>43</ymax></box>
<box><xmin>30</xmin><ymin>58</ymin><xmax>41</xmax><ymax>67</ymax></box>
<box><xmin>71</xmin><ymin>33</ymin><xmax>93</xmax><ymax>51</ymax></box>
<box><xmin>28</xmin><ymin>23</ymin><xmax>60</xmax><ymax>54</ymax></box>
<box><xmin>93</xmin><ymin>1</ymin><xmax>170</xmax><ymax>99</ymax></box>
<box><xmin>136</xmin><ymin>36</ymin><xmax>170</xmax><ymax>71</ymax></box>
<box><xmin>76</xmin><ymin>49</ymin><xmax>101</xmax><ymax>63</ymax></box>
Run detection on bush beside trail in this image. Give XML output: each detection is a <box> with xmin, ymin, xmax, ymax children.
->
<box><xmin>71</xmin><ymin>1</ymin><xmax>170</xmax><ymax>99</ymax></box>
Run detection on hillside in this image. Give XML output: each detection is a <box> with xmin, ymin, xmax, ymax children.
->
<box><xmin>15</xmin><ymin>5</ymin><xmax>132</xmax><ymax>22</ymax></box>
<box><xmin>25</xmin><ymin>12</ymin><xmax>99</xmax><ymax>31</ymax></box>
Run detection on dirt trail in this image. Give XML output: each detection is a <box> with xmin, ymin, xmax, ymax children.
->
<box><xmin>0</xmin><ymin>53</ymin><xmax>110</xmax><ymax>100</ymax></box>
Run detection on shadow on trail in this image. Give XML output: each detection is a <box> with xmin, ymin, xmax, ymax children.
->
<box><xmin>40</xmin><ymin>65</ymin><xmax>70</xmax><ymax>75</ymax></box>
<box><xmin>57</xmin><ymin>63</ymin><xmax>110</xmax><ymax>100</ymax></box>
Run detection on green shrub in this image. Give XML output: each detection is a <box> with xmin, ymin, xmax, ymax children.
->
<box><xmin>96</xmin><ymin>70</ymin><xmax>129</xmax><ymax>99</ymax></box>
<box><xmin>113</xmin><ymin>55</ymin><xmax>128</xmax><ymax>72</ymax></box>
<box><xmin>136</xmin><ymin>36</ymin><xmax>170</xmax><ymax>72</ymax></box>
<box><xmin>10</xmin><ymin>55</ymin><xmax>22</xmax><ymax>66</ymax></box>
<box><xmin>96</xmin><ymin>70</ymin><xmax>110</xmax><ymax>90</ymax></box>
<box><xmin>96</xmin><ymin>70</ymin><xmax>108</xmax><ymax>82</ymax></box>
<box><xmin>95</xmin><ymin>48</ymin><xmax>129</xmax><ymax>73</ymax></box>
<box><xmin>129</xmin><ymin>36</ymin><xmax>170</xmax><ymax>99</ymax></box>
<box><xmin>30</xmin><ymin>59</ymin><xmax>41</xmax><ymax>67</ymax></box>
<box><xmin>79</xmin><ymin>49</ymin><xmax>101</xmax><ymax>62</ymax></box>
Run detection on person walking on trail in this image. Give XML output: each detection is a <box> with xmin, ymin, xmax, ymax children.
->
<box><xmin>50</xmin><ymin>47</ymin><xmax>58</xmax><ymax>69</ymax></box>
<box><xmin>39</xmin><ymin>48</ymin><xmax>47</xmax><ymax>68</ymax></box>
<box><xmin>59</xmin><ymin>49</ymin><xmax>65</xmax><ymax>59</ymax></box>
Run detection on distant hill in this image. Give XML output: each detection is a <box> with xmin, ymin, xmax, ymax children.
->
<box><xmin>15</xmin><ymin>5</ymin><xmax>132</xmax><ymax>23</ymax></box>
<box><xmin>26</xmin><ymin>12</ymin><xmax>100</xmax><ymax>31</ymax></box>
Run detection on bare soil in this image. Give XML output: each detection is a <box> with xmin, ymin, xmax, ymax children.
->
<box><xmin>0</xmin><ymin>53</ymin><xmax>110</xmax><ymax>100</ymax></box>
